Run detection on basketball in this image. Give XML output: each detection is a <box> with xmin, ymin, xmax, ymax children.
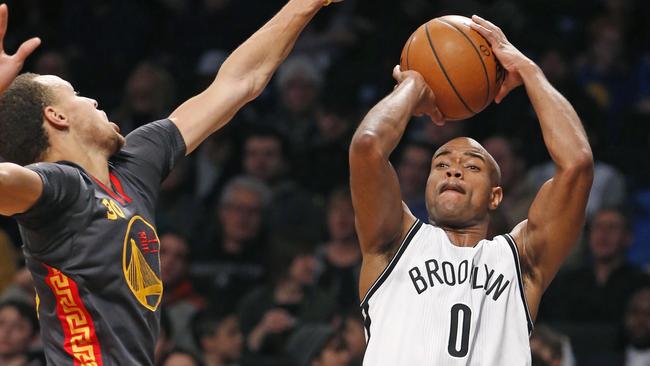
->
<box><xmin>400</xmin><ymin>15</ymin><xmax>505</xmax><ymax>120</ymax></box>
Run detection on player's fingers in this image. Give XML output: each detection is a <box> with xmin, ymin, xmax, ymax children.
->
<box><xmin>471</xmin><ymin>15</ymin><xmax>506</xmax><ymax>42</ymax></box>
<box><xmin>15</xmin><ymin>37</ymin><xmax>41</xmax><ymax>62</ymax></box>
<box><xmin>0</xmin><ymin>4</ymin><xmax>8</xmax><ymax>52</ymax></box>
<box><xmin>494</xmin><ymin>81</ymin><xmax>515</xmax><ymax>104</ymax></box>
<box><xmin>392</xmin><ymin>64</ymin><xmax>403</xmax><ymax>82</ymax></box>
<box><xmin>469</xmin><ymin>22</ymin><xmax>496</xmax><ymax>44</ymax></box>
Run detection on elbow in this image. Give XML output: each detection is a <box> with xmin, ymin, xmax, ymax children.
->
<box><xmin>350</xmin><ymin>132</ymin><xmax>383</xmax><ymax>159</ymax></box>
<box><xmin>561</xmin><ymin>149</ymin><xmax>594</xmax><ymax>182</ymax></box>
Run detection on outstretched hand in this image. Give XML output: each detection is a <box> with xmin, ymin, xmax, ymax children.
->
<box><xmin>0</xmin><ymin>4</ymin><xmax>41</xmax><ymax>94</ymax></box>
<box><xmin>392</xmin><ymin>65</ymin><xmax>445</xmax><ymax>125</ymax></box>
<box><xmin>470</xmin><ymin>15</ymin><xmax>533</xmax><ymax>104</ymax></box>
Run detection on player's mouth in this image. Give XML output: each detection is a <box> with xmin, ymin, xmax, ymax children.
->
<box><xmin>439</xmin><ymin>181</ymin><xmax>466</xmax><ymax>195</ymax></box>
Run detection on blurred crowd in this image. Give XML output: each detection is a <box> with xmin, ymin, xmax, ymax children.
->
<box><xmin>1</xmin><ymin>0</ymin><xmax>649</xmax><ymax>365</ymax></box>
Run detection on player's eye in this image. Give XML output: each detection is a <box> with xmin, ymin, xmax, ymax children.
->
<box><xmin>467</xmin><ymin>165</ymin><xmax>480</xmax><ymax>171</ymax></box>
<box><xmin>436</xmin><ymin>162</ymin><xmax>448</xmax><ymax>168</ymax></box>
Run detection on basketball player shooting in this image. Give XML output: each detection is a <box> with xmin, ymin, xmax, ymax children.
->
<box><xmin>0</xmin><ymin>1</ymin><xmax>340</xmax><ymax>365</ymax></box>
<box><xmin>350</xmin><ymin>15</ymin><xmax>593</xmax><ymax>365</ymax></box>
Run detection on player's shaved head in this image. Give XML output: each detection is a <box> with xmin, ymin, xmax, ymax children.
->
<box><xmin>434</xmin><ymin>137</ymin><xmax>501</xmax><ymax>187</ymax></box>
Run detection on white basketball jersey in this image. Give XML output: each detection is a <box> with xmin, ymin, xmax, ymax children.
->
<box><xmin>361</xmin><ymin>220</ymin><xmax>533</xmax><ymax>366</ymax></box>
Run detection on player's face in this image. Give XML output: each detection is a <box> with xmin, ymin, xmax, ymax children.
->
<box><xmin>35</xmin><ymin>75</ymin><xmax>125</xmax><ymax>156</ymax></box>
<box><xmin>426</xmin><ymin>138</ymin><xmax>502</xmax><ymax>228</ymax></box>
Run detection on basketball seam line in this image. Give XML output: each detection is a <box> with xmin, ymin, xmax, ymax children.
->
<box><xmin>437</xmin><ymin>18</ymin><xmax>490</xmax><ymax>109</ymax></box>
<box><xmin>424</xmin><ymin>21</ymin><xmax>476</xmax><ymax>116</ymax></box>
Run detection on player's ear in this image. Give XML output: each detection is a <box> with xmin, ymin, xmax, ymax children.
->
<box><xmin>43</xmin><ymin>106</ymin><xmax>69</xmax><ymax>130</ymax></box>
<box><xmin>489</xmin><ymin>186</ymin><xmax>503</xmax><ymax>210</ymax></box>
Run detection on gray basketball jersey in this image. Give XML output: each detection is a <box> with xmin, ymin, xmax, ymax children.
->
<box><xmin>361</xmin><ymin>220</ymin><xmax>533</xmax><ymax>365</ymax></box>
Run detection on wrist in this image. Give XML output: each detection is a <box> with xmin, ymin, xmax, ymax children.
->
<box><xmin>514</xmin><ymin>59</ymin><xmax>541</xmax><ymax>78</ymax></box>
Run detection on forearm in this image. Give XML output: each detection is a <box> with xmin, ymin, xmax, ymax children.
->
<box><xmin>519</xmin><ymin>63</ymin><xmax>593</xmax><ymax>169</ymax></box>
<box><xmin>351</xmin><ymin>80</ymin><xmax>420</xmax><ymax>158</ymax></box>
<box><xmin>217</xmin><ymin>0</ymin><xmax>324</xmax><ymax>97</ymax></box>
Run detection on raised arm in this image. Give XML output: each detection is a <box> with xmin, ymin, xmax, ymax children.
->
<box><xmin>0</xmin><ymin>163</ymin><xmax>43</xmax><ymax>216</ymax></box>
<box><xmin>471</xmin><ymin>16</ymin><xmax>594</xmax><ymax>312</ymax></box>
<box><xmin>169</xmin><ymin>0</ymin><xmax>338</xmax><ymax>154</ymax></box>
<box><xmin>350</xmin><ymin>67</ymin><xmax>441</xmax><ymax>295</ymax></box>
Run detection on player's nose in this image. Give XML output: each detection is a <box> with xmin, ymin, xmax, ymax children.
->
<box><xmin>446</xmin><ymin>167</ymin><xmax>463</xmax><ymax>178</ymax></box>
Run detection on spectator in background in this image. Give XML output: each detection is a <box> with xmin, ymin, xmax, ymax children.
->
<box><xmin>541</xmin><ymin>206</ymin><xmax>650</xmax><ymax>323</ymax></box>
<box><xmin>295</xmin><ymin>102</ymin><xmax>353</xmax><ymax>196</ymax></box>
<box><xmin>113</xmin><ymin>61</ymin><xmax>176</xmax><ymax>134</ymax></box>
<box><xmin>530</xmin><ymin>325</ymin><xmax>575</xmax><ymax>366</ymax></box>
<box><xmin>0</xmin><ymin>300</ymin><xmax>44</xmax><ymax>366</ymax></box>
<box><xmin>194</xmin><ymin>177</ymin><xmax>270</xmax><ymax>309</ymax></box>
<box><xmin>239</xmin><ymin>246</ymin><xmax>335</xmax><ymax>359</ymax></box>
<box><xmin>316</xmin><ymin>187</ymin><xmax>361</xmax><ymax>311</ymax></box>
<box><xmin>624</xmin><ymin>287</ymin><xmax>650</xmax><ymax>366</ymax></box>
<box><xmin>267</xmin><ymin>56</ymin><xmax>323</xmax><ymax>149</ymax></box>
<box><xmin>0</xmin><ymin>265</ymin><xmax>35</xmax><ymax>306</ymax></box>
<box><xmin>576</xmin><ymin>17</ymin><xmax>635</xmax><ymax>144</ymax></box>
<box><xmin>286</xmin><ymin>324</ymin><xmax>351</xmax><ymax>366</ymax></box>
<box><xmin>160</xmin><ymin>233</ymin><xmax>206</xmax><ymax>351</ymax></box>
<box><xmin>156</xmin><ymin>310</ymin><xmax>174</xmax><ymax>366</ymax></box>
<box><xmin>526</xmin><ymin>156</ymin><xmax>626</xmax><ymax>221</ymax></box>
<box><xmin>160</xmin><ymin>349</ymin><xmax>205</xmax><ymax>366</ymax></box>
<box><xmin>340</xmin><ymin>312</ymin><xmax>366</xmax><ymax>366</ymax></box>
<box><xmin>191</xmin><ymin>310</ymin><xmax>243</xmax><ymax>366</ymax></box>
<box><xmin>0</xmin><ymin>231</ymin><xmax>16</xmax><ymax>296</ymax></box>
<box><xmin>395</xmin><ymin>141</ymin><xmax>433</xmax><ymax>222</ymax></box>
<box><xmin>33</xmin><ymin>49</ymin><xmax>70</xmax><ymax>81</ymax></box>
<box><xmin>242</xmin><ymin>129</ymin><xmax>323</xmax><ymax>245</ymax></box>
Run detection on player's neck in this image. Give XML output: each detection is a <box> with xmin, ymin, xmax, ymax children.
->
<box><xmin>441</xmin><ymin>224</ymin><xmax>488</xmax><ymax>247</ymax></box>
<box><xmin>44</xmin><ymin>141</ymin><xmax>111</xmax><ymax>186</ymax></box>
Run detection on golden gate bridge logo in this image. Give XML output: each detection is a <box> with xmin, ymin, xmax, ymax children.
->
<box><xmin>122</xmin><ymin>216</ymin><xmax>163</xmax><ymax>311</ymax></box>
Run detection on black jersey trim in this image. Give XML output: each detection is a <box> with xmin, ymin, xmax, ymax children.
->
<box><xmin>503</xmin><ymin>233</ymin><xmax>534</xmax><ymax>335</ymax></box>
<box><xmin>360</xmin><ymin>220</ymin><xmax>423</xmax><ymax>308</ymax></box>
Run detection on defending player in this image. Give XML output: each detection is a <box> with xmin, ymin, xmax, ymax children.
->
<box><xmin>0</xmin><ymin>1</ymin><xmax>340</xmax><ymax>365</ymax></box>
<box><xmin>349</xmin><ymin>15</ymin><xmax>593</xmax><ymax>365</ymax></box>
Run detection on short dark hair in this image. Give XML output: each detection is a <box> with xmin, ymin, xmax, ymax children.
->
<box><xmin>190</xmin><ymin>309</ymin><xmax>235</xmax><ymax>350</ymax></box>
<box><xmin>0</xmin><ymin>73</ymin><xmax>52</xmax><ymax>166</ymax></box>
<box><xmin>0</xmin><ymin>300</ymin><xmax>40</xmax><ymax>336</ymax></box>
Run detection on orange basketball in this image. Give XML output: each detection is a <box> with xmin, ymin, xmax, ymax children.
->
<box><xmin>400</xmin><ymin>15</ymin><xmax>505</xmax><ymax>120</ymax></box>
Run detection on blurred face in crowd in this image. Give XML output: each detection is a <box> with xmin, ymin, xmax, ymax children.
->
<box><xmin>316</xmin><ymin>110</ymin><xmax>348</xmax><ymax>142</ymax></box>
<box><xmin>343</xmin><ymin>317</ymin><xmax>366</xmax><ymax>359</ymax></box>
<box><xmin>397</xmin><ymin>144</ymin><xmax>432</xmax><ymax>199</ymax></box>
<box><xmin>162</xmin><ymin>352</ymin><xmax>200</xmax><ymax>366</ymax></box>
<box><xmin>426</xmin><ymin>138</ymin><xmax>502</xmax><ymax>229</ymax></box>
<box><xmin>625</xmin><ymin>288</ymin><xmax>650</xmax><ymax>349</ymax></box>
<box><xmin>290</xmin><ymin>253</ymin><xmax>318</xmax><ymax>286</ymax></box>
<box><xmin>219</xmin><ymin>186</ymin><xmax>263</xmax><ymax>244</ymax></box>
<box><xmin>0</xmin><ymin>306</ymin><xmax>34</xmax><ymax>359</ymax></box>
<box><xmin>202</xmin><ymin>315</ymin><xmax>243</xmax><ymax>362</ymax></box>
<box><xmin>589</xmin><ymin>209</ymin><xmax>631</xmax><ymax>262</ymax></box>
<box><xmin>312</xmin><ymin>334</ymin><xmax>351</xmax><ymax>366</ymax></box>
<box><xmin>483</xmin><ymin>136</ymin><xmax>522</xmax><ymax>192</ymax></box>
<box><xmin>282</xmin><ymin>76</ymin><xmax>318</xmax><ymax>115</ymax></box>
<box><xmin>327</xmin><ymin>194</ymin><xmax>356</xmax><ymax>243</ymax></box>
<box><xmin>37</xmin><ymin>75</ymin><xmax>125</xmax><ymax>157</ymax></box>
<box><xmin>160</xmin><ymin>234</ymin><xmax>189</xmax><ymax>287</ymax></box>
<box><xmin>244</xmin><ymin>136</ymin><xmax>285</xmax><ymax>184</ymax></box>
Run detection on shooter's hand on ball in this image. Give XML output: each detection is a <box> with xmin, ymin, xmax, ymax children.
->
<box><xmin>470</xmin><ymin>15</ymin><xmax>534</xmax><ymax>103</ymax></box>
<box><xmin>0</xmin><ymin>4</ymin><xmax>40</xmax><ymax>94</ymax></box>
<box><xmin>392</xmin><ymin>65</ymin><xmax>445</xmax><ymax>125</ymax></box>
